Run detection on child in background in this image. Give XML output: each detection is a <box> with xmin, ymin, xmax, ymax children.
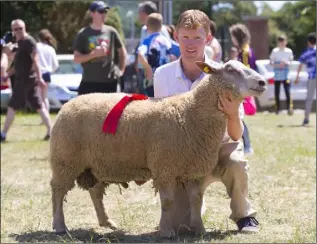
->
<box><xmin>137</xmin><ymin>13</ymin><xmax>171</xmax><ymax>97</ymax></box>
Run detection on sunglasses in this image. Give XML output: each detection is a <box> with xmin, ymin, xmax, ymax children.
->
<box><xmin>96</xmin><ymin>9</ymin><xmax>107</xmax><ymax>14</ymax></box>
<box><xmin>13</xmin><ymin>27</ymin><xmax>22</xmax><ymax>32</ymax></box>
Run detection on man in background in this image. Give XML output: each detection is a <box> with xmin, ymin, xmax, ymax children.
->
<box><xmin>1</xmin><ymin>19</ymin><xmax>52</xmax><ymax>142</ymax></box>
<box><xmin>295</xmin><ymin>32</ymin><xmax>316</xmax><ymax>126</ymax></box>
<box><xmin>73</xmin><ymin>1</ymin><xmax>127</xmax><ymax>95</ymax></box>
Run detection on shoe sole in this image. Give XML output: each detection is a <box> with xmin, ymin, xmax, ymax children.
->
<box><xmin>240</xmin><ymin>226</ymin><xmax>259</xmax><ymax>233</ymax></box>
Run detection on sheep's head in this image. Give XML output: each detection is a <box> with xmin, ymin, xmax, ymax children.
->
<box><xmin>195</xmin><ymin>60</ymin><xmax>267</xmax><ymax>98</ymax></box>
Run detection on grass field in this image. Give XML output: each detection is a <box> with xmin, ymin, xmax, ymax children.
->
<box><xmin>1</xmin><ymin>111</ymin><xmax>316</xmax><ymax>243</ymax></box>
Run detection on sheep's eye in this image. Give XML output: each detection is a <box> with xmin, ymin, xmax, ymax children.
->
<box><xmin>226</xmin><ymin>65</ymin><xmax>242</xmax><ymax>75</ymax></box>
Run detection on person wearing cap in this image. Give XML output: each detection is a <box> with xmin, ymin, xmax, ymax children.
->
<box><xmin>270</xmin><ymin>35</ymin><xmax>294</xmax><ymax>115</ymax></box>
<box><xmin>73</xmin><ymin>1</ymin><xmax>127</xmax><ymax>95</ymax></box>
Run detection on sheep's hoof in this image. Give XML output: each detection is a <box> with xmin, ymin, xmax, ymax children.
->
<box><xmin>159</xmin><ymin>228</ymin><xmax>175</xmax><ymax>239</ymax></box>
<box><xmin>100</xmin><ymin>219</ymin><xmax>117</xmax><ymax>230</ymax></box>
<box><xmin>52</xmin><ymin>220</ymin><xmax>67</xmax><ymax>234</ymax></box>
<box><xmin>189</xmin><ymin>222</ymin><xmax>206</xmax><ymax>236</ymax></box>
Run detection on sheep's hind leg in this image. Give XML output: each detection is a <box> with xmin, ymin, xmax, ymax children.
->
<box><xmin>159</xmin><ymin>184</ymin><xmax>176</xmax><ymax>238</ymax></box>
<box><xmin>184</xmin><ymin>180</ymin><xmax>206</xmax><ymax>236</ymax></box>
<box><xmin>51</xmin><ymin>186</ymin><xmax>70</xmax><ymax>234</ymax></box>
<box><xmin>89</xmin><ymin>182</ymin><xmax>117</xmax><ymax>230</ymax></box>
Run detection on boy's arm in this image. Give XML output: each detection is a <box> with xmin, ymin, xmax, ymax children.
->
<box><xmin>218</xmin><ymin>95</ymin><xmax>243</xmax><ymax>141</ymax></box>
<box><xmin>137</xmin><ymin>52</ymin><xmax>153</xmax><ymax>80</ymax></box>
<box><xmin>295</xmin><ymin>52</ymin><xmax>306</xmax><ymax>84</ymax></box>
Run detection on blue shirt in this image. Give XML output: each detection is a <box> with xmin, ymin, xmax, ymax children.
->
<box><xmin>137</xmin><ymin>32</ymin><xmax>171</xmax><ymax>73</ymax></box>
<box><xmin>170</xmin><ymin>40</ymin><xmax>180</xmax><ymax>58</ymax></box>
<box><xmin>299</xmin><ymin>46</ymin><xmax>316</xmax><ymax>79</ymax></box>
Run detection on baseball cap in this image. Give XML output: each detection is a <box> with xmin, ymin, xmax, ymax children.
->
<box><xmin>89</xmin><ymin>1</ymin><xmax>110</xmax><ymax>12</ymax></box>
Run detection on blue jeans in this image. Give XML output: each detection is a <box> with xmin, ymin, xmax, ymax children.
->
<box><xmin>137</xmin><ymin>69</ymin><xmax>146</xmax><ymax>95</ymax></box>
<box><xmin>242</xmin><ymin>120</ymin><xmax>252</xmax><ymax>151</ymax></box>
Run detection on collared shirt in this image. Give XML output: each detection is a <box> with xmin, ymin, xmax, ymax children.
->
<box><xmin>153</xmin><ymin>56</ymin><xmax>244</xmax><ymax>142</ymax></box>
<box><xmin>299</xmin><ymin>46</ymin><xmax>316</xmax><ymax>79</ymax></box>
<box><xmin>270</xmin><ymin>47</ymin><xmax>294</xmax><ymax>81</ymax></box>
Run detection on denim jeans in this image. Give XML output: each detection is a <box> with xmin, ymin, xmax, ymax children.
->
<box><xmin>137</xmin><ymin>69</ymin><xmax>146</xmax><ymax>95</ymax></box>
<box><xmin>242</xmin><ymin>120</ymin><xmax>252</xmax><ymax>151</ymax></box>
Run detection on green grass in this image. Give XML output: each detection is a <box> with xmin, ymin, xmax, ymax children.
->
<box><xmin>1</xmin><ymin>111</ymin><xmax>316</xmax><ymax>243</ymax></box>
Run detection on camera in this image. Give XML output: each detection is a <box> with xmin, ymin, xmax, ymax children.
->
<box><xmin>2</xmin><ymin>31</ymin><xmax>16</xmax><ymax>44</ymax></box>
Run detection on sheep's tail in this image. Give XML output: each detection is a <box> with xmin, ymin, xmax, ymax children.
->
<box><xmin>76</xmin><ymin>168</ymin><xmax>129</xmax><ymax>191</ymax></box>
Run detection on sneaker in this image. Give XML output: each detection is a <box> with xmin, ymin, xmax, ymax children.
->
<box><xmin>244</xmin><ymin>148</ymin><xmax>254</xmax><ymax>156</ymax></box>
<box><xmin>1</xmin><ymin>134</ymin><xmax>6</xmax><ymax>142</ymax></box>
<box><xmin>237</xmin><ymin>217</ymin><xmax>259</xmax><ymax>233</ymax></box>
<box><xmin>302</xmin><ymin>119</ymin><xmax>309</xmax><ymax>126</ymax></box>
<box><xmin>287</xmin><ymin>109</ymin><xmax>294</xmax><ymax>116</ymax></box>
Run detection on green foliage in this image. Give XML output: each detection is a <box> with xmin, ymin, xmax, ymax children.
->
<box><xmin>0</xmin><ymin>1</ymin><xmax>125</xmax><ymax>54</ymax></box>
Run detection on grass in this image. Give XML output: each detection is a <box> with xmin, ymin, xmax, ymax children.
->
<box><xmin>1</xmin><ymin>111</ymin><xmax>316</xmax><ymax>243</ymax></box>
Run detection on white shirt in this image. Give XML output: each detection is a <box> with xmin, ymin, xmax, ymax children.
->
<box><xmin>153</xmin><ymin>56</ymin><xmax>244</xmax><ymax>142</ymax></box>
<box><xmin>269</xmin><ymin>47</ymin><xmax>294</xmax><ymax>63</ymax></box>
<box><xmin>36</xmin><ymin>42</ymin><xmax>59</xmax><ymax>73</ymax></box>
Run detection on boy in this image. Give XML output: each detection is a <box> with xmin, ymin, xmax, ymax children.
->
<box><xmin>270</xmin><ymin>35</ymin><xmax>294</xmax><ymax>115</ymax></box>
<box><xmin>137</xmin><ymin>13</ymin><xmax>171</xmax><ymax>97</ymax></box>
<box><xmin>295</xmin><ymin>32</ymin><xmax>316</xmax><ymax>126</ymax></box>
<box><xmin>154</xmin><ymin>10</ymin><xmax>258</xmax><ymax>232</ymax></box>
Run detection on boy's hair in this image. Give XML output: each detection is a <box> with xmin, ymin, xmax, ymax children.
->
<box><xmin>210</xmin><ymin>20</ymin><xmax>217</xmax><ymax>36</ymax></box>
<box><xmin>277</xmin><ymin>35</ymin><xmax>286</xmax><ymax>42</ymax></box>
<box><xmin>146</xmin><ymin>13</ymin><xmax>162</xmax><ymax>32</ymax></box>
<box><xmin>138</xmin><ymin>1</ymin><xmax>157</xmax><ymax>15</ymax></box>
<box><xmin>229</xmin><ymin>23</ymin><xmax>251</xmax><ymax>48</ymax></box>
<box><xmin>176</xmin><ymin>10</ymin><xmax>211</xmax><ymax>34</ymax></box>
<box><xmin>307</xmin><ymin>32</ymin><xmax>316</xmax><ymax>45</ymax></box>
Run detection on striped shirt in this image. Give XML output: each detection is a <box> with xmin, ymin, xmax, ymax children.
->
<box><xmin>299</xmin><ymin>46</ymin><xmax>316</xmax><ymax>79</ymax></box>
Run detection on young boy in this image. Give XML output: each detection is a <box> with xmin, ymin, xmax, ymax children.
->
<box><xmin>295</xmin><ymin>32</ymin><xmax>316</xmax><ymax>126</ymax></box>
<box><xmin>270</xmin><ymin>35</ymin><xmax>294</xmax><ymax>115</ymax></box>
<box><xmin>137</xmin><ymin>13</ymin><xmax>171</xmax><ymax>97</ymax></box>
<box><xmin>154</xmin><ymin>10</ymin><xmax>258</xmax><ymax>233</ymax></box>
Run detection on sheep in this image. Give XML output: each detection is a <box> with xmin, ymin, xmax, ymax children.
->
<box><xmin>49</xmin><ymin>60</ymin><xmax>266</xmax><ymax>237</ymax></box>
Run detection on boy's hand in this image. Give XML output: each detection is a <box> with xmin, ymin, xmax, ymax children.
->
<box><xmin>145</xmin><ymin>68</ymin><xmax>153</xmax><ymax>81</ymax></box>
<box><xmin>218</xmin><ymin>94</ymin><xmax>241</xmax><ymax>119</ymax></box>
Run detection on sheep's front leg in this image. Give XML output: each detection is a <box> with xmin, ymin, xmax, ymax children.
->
<box><xmin>184</xmin><ymin>180</ymin><xmax>206</xmax><ymax>236</ymax></box>
<box><xmin>89</xmin><ymin>182</ymin><xmax>117</xmax><ymax>230</ymax></box>
<box><xmin>159</xmin><ymin>184</ymin><xmax>176</xmax><ymax>238</ymax></box>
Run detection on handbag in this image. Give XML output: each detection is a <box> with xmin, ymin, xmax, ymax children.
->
<box><xmin>243</xmin><ymin>96</ymin><xmax>257</xmax><ymax>116</ymax></box>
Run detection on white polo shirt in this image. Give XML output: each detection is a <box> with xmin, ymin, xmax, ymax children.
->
<box><xmin>153</xmin><ymin>56</ymin><xmax>244</xmax><ymax>142</ymax></box>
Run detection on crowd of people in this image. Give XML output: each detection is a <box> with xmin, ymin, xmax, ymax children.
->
<box><xmin>0</xmin><ymin>0</ymin><xmax>316</xmax><ymax>233</ymax></box>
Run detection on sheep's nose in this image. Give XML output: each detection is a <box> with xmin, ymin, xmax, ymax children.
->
<box><xmin>258</xmin><ymin>80</ymin><xmax>265</xmax><ymax>86</ymax></box>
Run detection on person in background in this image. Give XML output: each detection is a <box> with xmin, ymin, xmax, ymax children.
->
<box><xmin>73</xmin><ymin>1</ymin><xmax>127</xmax><ymax>95</ymax></box>
<box><xmin>1</xmin><ymin>19</ymin><xmax>52</xmax><ymax>142</ymax></box>
<box><xmin>208</xmin><ymin>19</ymin><xmax>222</xmax><ymax>62</ymax></box>
<box><xmin>166</xmin><ymin>24</ymin><xmax>180</xmax><ymax>61</ymax></box>
<box><xmin>270</xmin><ymin>35</ymin><xmax>294</xmax><ymax>115</ymax></box>
<box><xmin>225</xmin><ymin>46</ymin><xmax>238</xmax><ymax>62</ymax></box>
<box><xmin>229</xmin><ymin>23</ymin><xmax>256</xmax><ymax>155</ymax></box>
<box><xmin>137</xmin><ymin>13</ymin><xmax>171</xmax><ymax>97</ymax></box>
<box><xmin>295</xmin><ymin>32</ymin><xmax>316</xmax><ymax>126</ymax></box>
<box><xmin>37</xmin><ymin>29</ymin><xmax>59</xmax><ymax>112</ymax></box>
<box><xmin>136</xmin><ymin>1</ymin><xmax>171</xmax><ymax>94</ymax></box>
<box><xmin>1</xmin><ymin>39</ymin><xmax>10</xmax><ymax>90</ymax></box>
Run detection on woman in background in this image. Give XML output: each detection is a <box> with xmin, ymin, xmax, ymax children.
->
<box><xmin>37</xmin><ymin>29</ymin><xmax>59</xmax><ymax>112</ymax></box>
<box><xmin>229</xmin><ymin>23</ymin><xmax>257</xmax><ymax>155</ymax></box>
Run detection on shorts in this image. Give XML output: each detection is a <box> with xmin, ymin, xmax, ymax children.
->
<box><xmin>42</xmin><ymin>72</ymin><xmax>51</xmax><ymax>83</ymax></box>
<box><xmin>8</xmin><ymin>77</ymin><xmax>42</xmax><ymax>110</ymax></box>
<box><xmin>78</xmin><ymin>80</ymin><xmax>118</xmax><ymax>95</ymax></box>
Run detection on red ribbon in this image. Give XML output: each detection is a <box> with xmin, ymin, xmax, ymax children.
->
<box><xmin>102</xmin><ymin>94</ymin><xmax>148</xmax><ymax>135</ymax></box>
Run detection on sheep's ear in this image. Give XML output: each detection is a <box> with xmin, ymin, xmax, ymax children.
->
<box><xmin>195</xmin><ymin>61</ymin><xmax>222</xmax><ymax>74</ymax></box>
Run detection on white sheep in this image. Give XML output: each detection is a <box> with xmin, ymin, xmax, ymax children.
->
<box><xmin>49</xmin><ymin>60</ymin><xmax>266</xmax><ymax>237</ymax></box>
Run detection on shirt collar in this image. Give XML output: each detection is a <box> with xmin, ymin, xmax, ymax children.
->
<box><xmin>175</xmin><ymin>55</ymin><xmax>213</xmax><ymax>79</ymax></box>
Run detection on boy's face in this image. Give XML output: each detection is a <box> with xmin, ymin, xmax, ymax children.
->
<box><xmin>175</xmin><ymin>27</ymin><xmax>211</xmax><ymax>62</ymax></box>
<box><xmin>278</xmin><ymin>39</ymin><xmax>287</xmax><ymax>48</ymax></box>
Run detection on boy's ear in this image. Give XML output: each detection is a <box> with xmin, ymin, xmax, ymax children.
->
<box><xmin>174</xmin><ymin>31</ymin><xmax>178</xmax><ymax>43</ymax></box>
<box><xmin>195</xmin><ymin>61</ymin><xmax>222</xmax><ymax>74</ymax></box>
